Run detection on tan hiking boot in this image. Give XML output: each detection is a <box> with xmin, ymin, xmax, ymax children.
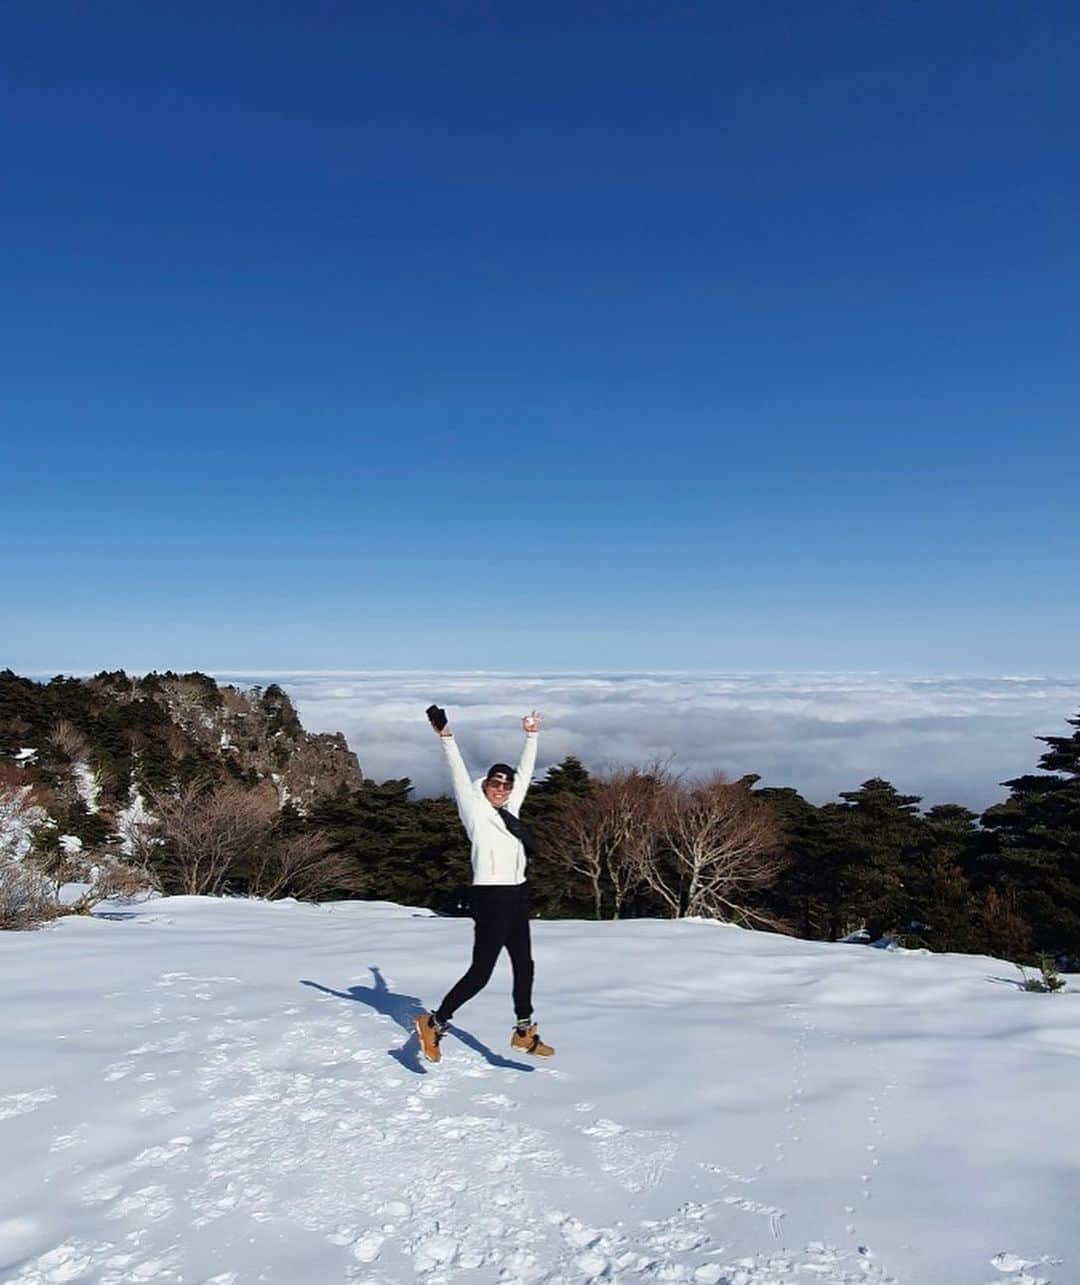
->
<box><xmin>511</xmin><ymin>1023</ymin><xmax>554</xmax><ymax>1057</ymax></box>
<box><xmin>415</xmin><ymin>1012</ymin><xmax>444</xmax><ymax>1063</ymax></box>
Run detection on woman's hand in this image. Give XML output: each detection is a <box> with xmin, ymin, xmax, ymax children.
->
<box><xmin>522</xmin><ymin>711</ymin><xmax>542</xmax><ymax>733</ymax></box>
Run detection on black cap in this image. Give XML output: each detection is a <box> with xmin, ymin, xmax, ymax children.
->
<box><xmin>484</xmin><ymin>763</ymin><xmax>516</xmax><ymax>786</ymax></box>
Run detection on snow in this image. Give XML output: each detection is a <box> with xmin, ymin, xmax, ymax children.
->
<box><xmin>114</xmin><ymin>788</ymin><xmax>153</xmax><ymax>858</ymax></box>
<box><xmin>71</xmin><ymin>762</ymin><xmax>101</xmax><ymax>813</ymax></box>
<box><xmin>0</xmin><ymin>786</ymin><xmax>47</xmax><ymax>861</ymax></box>
<box><xmin>0</xmin><ymin>898</ymin><xmax>1074</xmax><ymax>1285</ymax></box>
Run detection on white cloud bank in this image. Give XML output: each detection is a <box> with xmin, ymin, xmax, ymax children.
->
<box><xmin>214</xmin><ymin>672</ymin><xmax>1080</xmax><ymax>813</ymax></box>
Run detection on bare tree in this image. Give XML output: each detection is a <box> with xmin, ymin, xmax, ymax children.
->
<box><xmin>604</xmin><ymin>765</ymin><xmax>675</xmax><ymax>917</ymax></box>
<box><xmin>49</xmin><ymin>719</ymin><xmax>90</xmax><ymax>762</ymax></box>
<box><xmin>543</xmin><ymin>763</ymin><xmax>673</xmax><ymax>919</ymax></box>
<box><xmin>637</xmin><ymin>774</ymin><xmax>787</xmax><ymax>926</ymax></box>
<box><xmin>149</xmin><ymin>780</ymin><xmax>278</xmax><ymax>896</ymax></box>
<box><xmin>543</xmin><ymin>789</ymin><xmax>610</xmax><ymax>919</ymax></box>
<box><xmin>246</xmin><ymin>830</ymin><xmax>361</xmax><ymax>901</ymax></box>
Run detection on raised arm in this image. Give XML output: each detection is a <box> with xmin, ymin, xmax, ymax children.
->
<box><xmin>434</xmin><ymin>719</ymin><xmax>477</xmax><ymax>835</ymax></box>
<box><xmin>506</xmin><ymin>711</ymin><xmax>540</xmax><ymax>816</ymax></box>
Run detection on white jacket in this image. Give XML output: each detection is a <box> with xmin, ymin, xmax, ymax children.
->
<box><xmin>440</xmin><ymin>732</ymin><xmax>538</xmax><ymax>885</ymax></box>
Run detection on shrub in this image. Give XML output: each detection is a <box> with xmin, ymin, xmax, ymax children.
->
<box><xmin>0</xmin><ymin>861</ymin><xmax>60</xmax><ymax>929</ymax></box>
<box><xmin>1020</xmin><ymin>956</ymin><xmax>1067</xmax><ymax>993</ymax></box>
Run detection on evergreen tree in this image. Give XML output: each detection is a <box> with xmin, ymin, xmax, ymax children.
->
<box><xmin>902</xmin><ymin>805</ymin><xmax>981</xmax><ymax>953</ymax></box>
<box><xmin>980</xmin><ymin>710</ymin><xmax>1080</xmax><ymax>964</ymax></box>
<box><xmin>752</xmin><ymin>785</ymin><xmax>834</xmax><ymax>938</ymax></box>
<box><xmin>824</xmin><ymin>779</ymin><xmax>926</xmax><ymax>940</ymax></box>
<box><xmin>260</xmin><ymin>684</ymin><xmax>302</xmax><ymax>737</ymax></box>
<box><xmin>308</xmin><ymin>780</ymin><xmax>471</xmax><ymax>913</ymax></box>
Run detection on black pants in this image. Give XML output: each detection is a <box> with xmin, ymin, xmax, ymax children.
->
<box><xmin>435</xmin><ymin>884</ymin><xmax>534</xmax><ymax>1025</ymax></box>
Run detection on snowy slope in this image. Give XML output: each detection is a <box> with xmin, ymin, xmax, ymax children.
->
<box><xmin>0</xmin><ymin>898</ymin><xmax>1075</xmax><ymax>1285</ymax></box>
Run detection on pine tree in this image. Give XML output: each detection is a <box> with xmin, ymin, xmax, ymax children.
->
<box><xmin>899</xmin><ymin>804</ymin><xmax>981</xmax><ymax>953</ymax></box>
<box><xmin>980</xmin><ymin>710</ymin><xmax>1080</xmax><ymax>964</ymax></box>
<box><xmin>308</xmin><ymin>779</ymin><xmax>472</xmax><ymax>912</ymax></box>
<box><xmin>828</xmin><ymin>778</ymin><xmax>926</xmax><ymax>941</ymax></box>
<box><xmin>752</xmin><ymin>786</ymin><xmax>833</xmax><ymax>938</ymax></box>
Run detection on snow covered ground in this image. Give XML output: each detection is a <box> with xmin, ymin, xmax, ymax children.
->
<box><xmin>1</xmin><ymin>898</ymin><xmax>1075</xmax><ymax>1285</ymax></box>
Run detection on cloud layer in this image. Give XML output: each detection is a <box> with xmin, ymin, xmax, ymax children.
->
<box><xmin>214</xmin><ymin>672</ymin><xmax>1080</xmax><ymax>813</ymax></box>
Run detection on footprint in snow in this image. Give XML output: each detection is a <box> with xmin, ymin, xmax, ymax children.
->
<box><xmin>131</xmin><ymin>1135</ymin><xmax>193</xmax><ymax>1167</ymax></box>
<box><xmin>3</xmin><ymin>1238</ymin><xmax>100</xmax><ymax>1283</ymax></box>
<box><xmin>989</xmin><ymin>1250</ymin><xmax>1060</xmax><ymax>1285</ymax></box>
<box><xmin>79</xmin><ymin>1175</ymin><xmax>124</xmax><ymax>1206</ymax></box>
<box><xmin>412</xmin><ymin>1231</ymin><xmax>458</xmax><ymax>1272</ymax></box>
<box><xmin>579</xmin><ymin>1116</ymin><xmax>679</xmax><ymax>1192</ymax></box>
<box><xmin>0</xmin><ymin>1088</ymin><xmax>57</xmax><ymax>1121</ymax></box>
<box><xmin>346</xmin><ymin>1230</ymin><xmax>385</xmax><ymax>1263</ymax></box>
<box><xmin>105</xmin><ymin>1184</ymin><xmax>173</xmax><ymax>1222</ymax></box>
<box><xmin>470</xmin><ymin>1092</ymin><xmax>518</xmax><ymax>1111</ymax></box>
<box><xmin>49</xmin><ymin>1132</ymin><xmax>84</xmax><ymax>1153</ymax></box>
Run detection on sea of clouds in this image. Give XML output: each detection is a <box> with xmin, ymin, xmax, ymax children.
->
<box><xmin>213</xmin><ymin>672</ymin><xmax>1080</xmax><ymax>813</ymax></box>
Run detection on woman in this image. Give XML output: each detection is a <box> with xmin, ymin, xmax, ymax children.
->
<box><xmin>415</xmin><ymin>709</ymin><xmax>554</xmax><ymax>1062</ymax></box>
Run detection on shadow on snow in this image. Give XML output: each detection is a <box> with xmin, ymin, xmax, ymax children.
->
<box><xmin>300</xmin><ymin>967</ymin><xmax>534</xmax><ymax>1076</ymax></box>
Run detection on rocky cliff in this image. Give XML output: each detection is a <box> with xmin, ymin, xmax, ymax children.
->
<box><xmin>0</xmin><ymin>670</ymin><xmax>363</xmax><ymax>854</ymax></box>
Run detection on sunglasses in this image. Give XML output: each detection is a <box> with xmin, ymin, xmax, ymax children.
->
<box><xmin>486</xmin><ymin>777</ymin><xmax>513</xmax><ymax>790</ymax></box>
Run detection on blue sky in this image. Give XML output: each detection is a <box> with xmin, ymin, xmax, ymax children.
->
<box><xmin>4</xmin><ymin>2</ymin><xmax>1078</xmax><ymax>673</ymax></box>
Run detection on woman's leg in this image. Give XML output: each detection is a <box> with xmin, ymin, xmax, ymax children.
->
<box><xmin>504</xmin><ymin>886</ymin><xmax>535</xmax><ymax>1024</ymax></box>
<box><xmin>434</xmin><ymin>889</ymin><xmax>509</xmax><ymax>1024</ymax></box>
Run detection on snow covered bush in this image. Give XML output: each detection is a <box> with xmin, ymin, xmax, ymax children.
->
<box><xmin>0</xmin><ymin>777</ymin><xmax>57</xmax><ymax>928</ymax></box>
<box><xmin>0</xmin><ymin>775</ymin><xmax>49</xmax><ymax>862</ymax></box>
<box><xmin>0</xmin><ymin>860</ymin><xmax>58</xmax><ymax>929</ymax></box>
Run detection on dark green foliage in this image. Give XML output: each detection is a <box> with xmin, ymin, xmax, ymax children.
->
<box><xmin>979</xmin><ymin>710</ymin><xmax>1080</xmax><ymax>964</ymax></box>
<box><xmin>259</xmin><ymin>684</ymin><xmax>302</xmax><ymax>737</ymax></box>
<box><xmin>528</xmin><ymin>755</ymin><xmax>594</xmax><ymax>804</ymax></box>
<box><xmin>87</xmin><ymin>697</ymin><xmax>171</xmax><ymax>806</ymax></box>
<box><xmin>829</xmin><ymin>779</ymin><xmax>925</xmax><ymax>941</ymax></box>
<box><xmin>754</xmin><ymin>786</ymin><xmax>989</xmax><ymax>951</ymax></box>
<box><xmin>58</xmin><ymin>799</ymin><xmax>112</xmax><ymax>848</ymax></box>
<box><xmin>1020</xmin><ymin>955</ymin><xmax>1067</xmax><ymax>993</ymax></box>
<box><xmin>1</xmin><ymin>670</ymin><xmax>93</xmax><ymax>753</ymax></box>
<box><xmin>899</xmin><ymin>804</ymin><xmax>983</xmax><ymax>953</ymax></box>
<box><xmin>752</xmin><ymin>786</ymin><xmax>834</xmax><ymax>938</ymax></box>
<box><xmin>308</xmin><ymin>780</ymin><xmax>473</xmax><ymax>913</ymax></box>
